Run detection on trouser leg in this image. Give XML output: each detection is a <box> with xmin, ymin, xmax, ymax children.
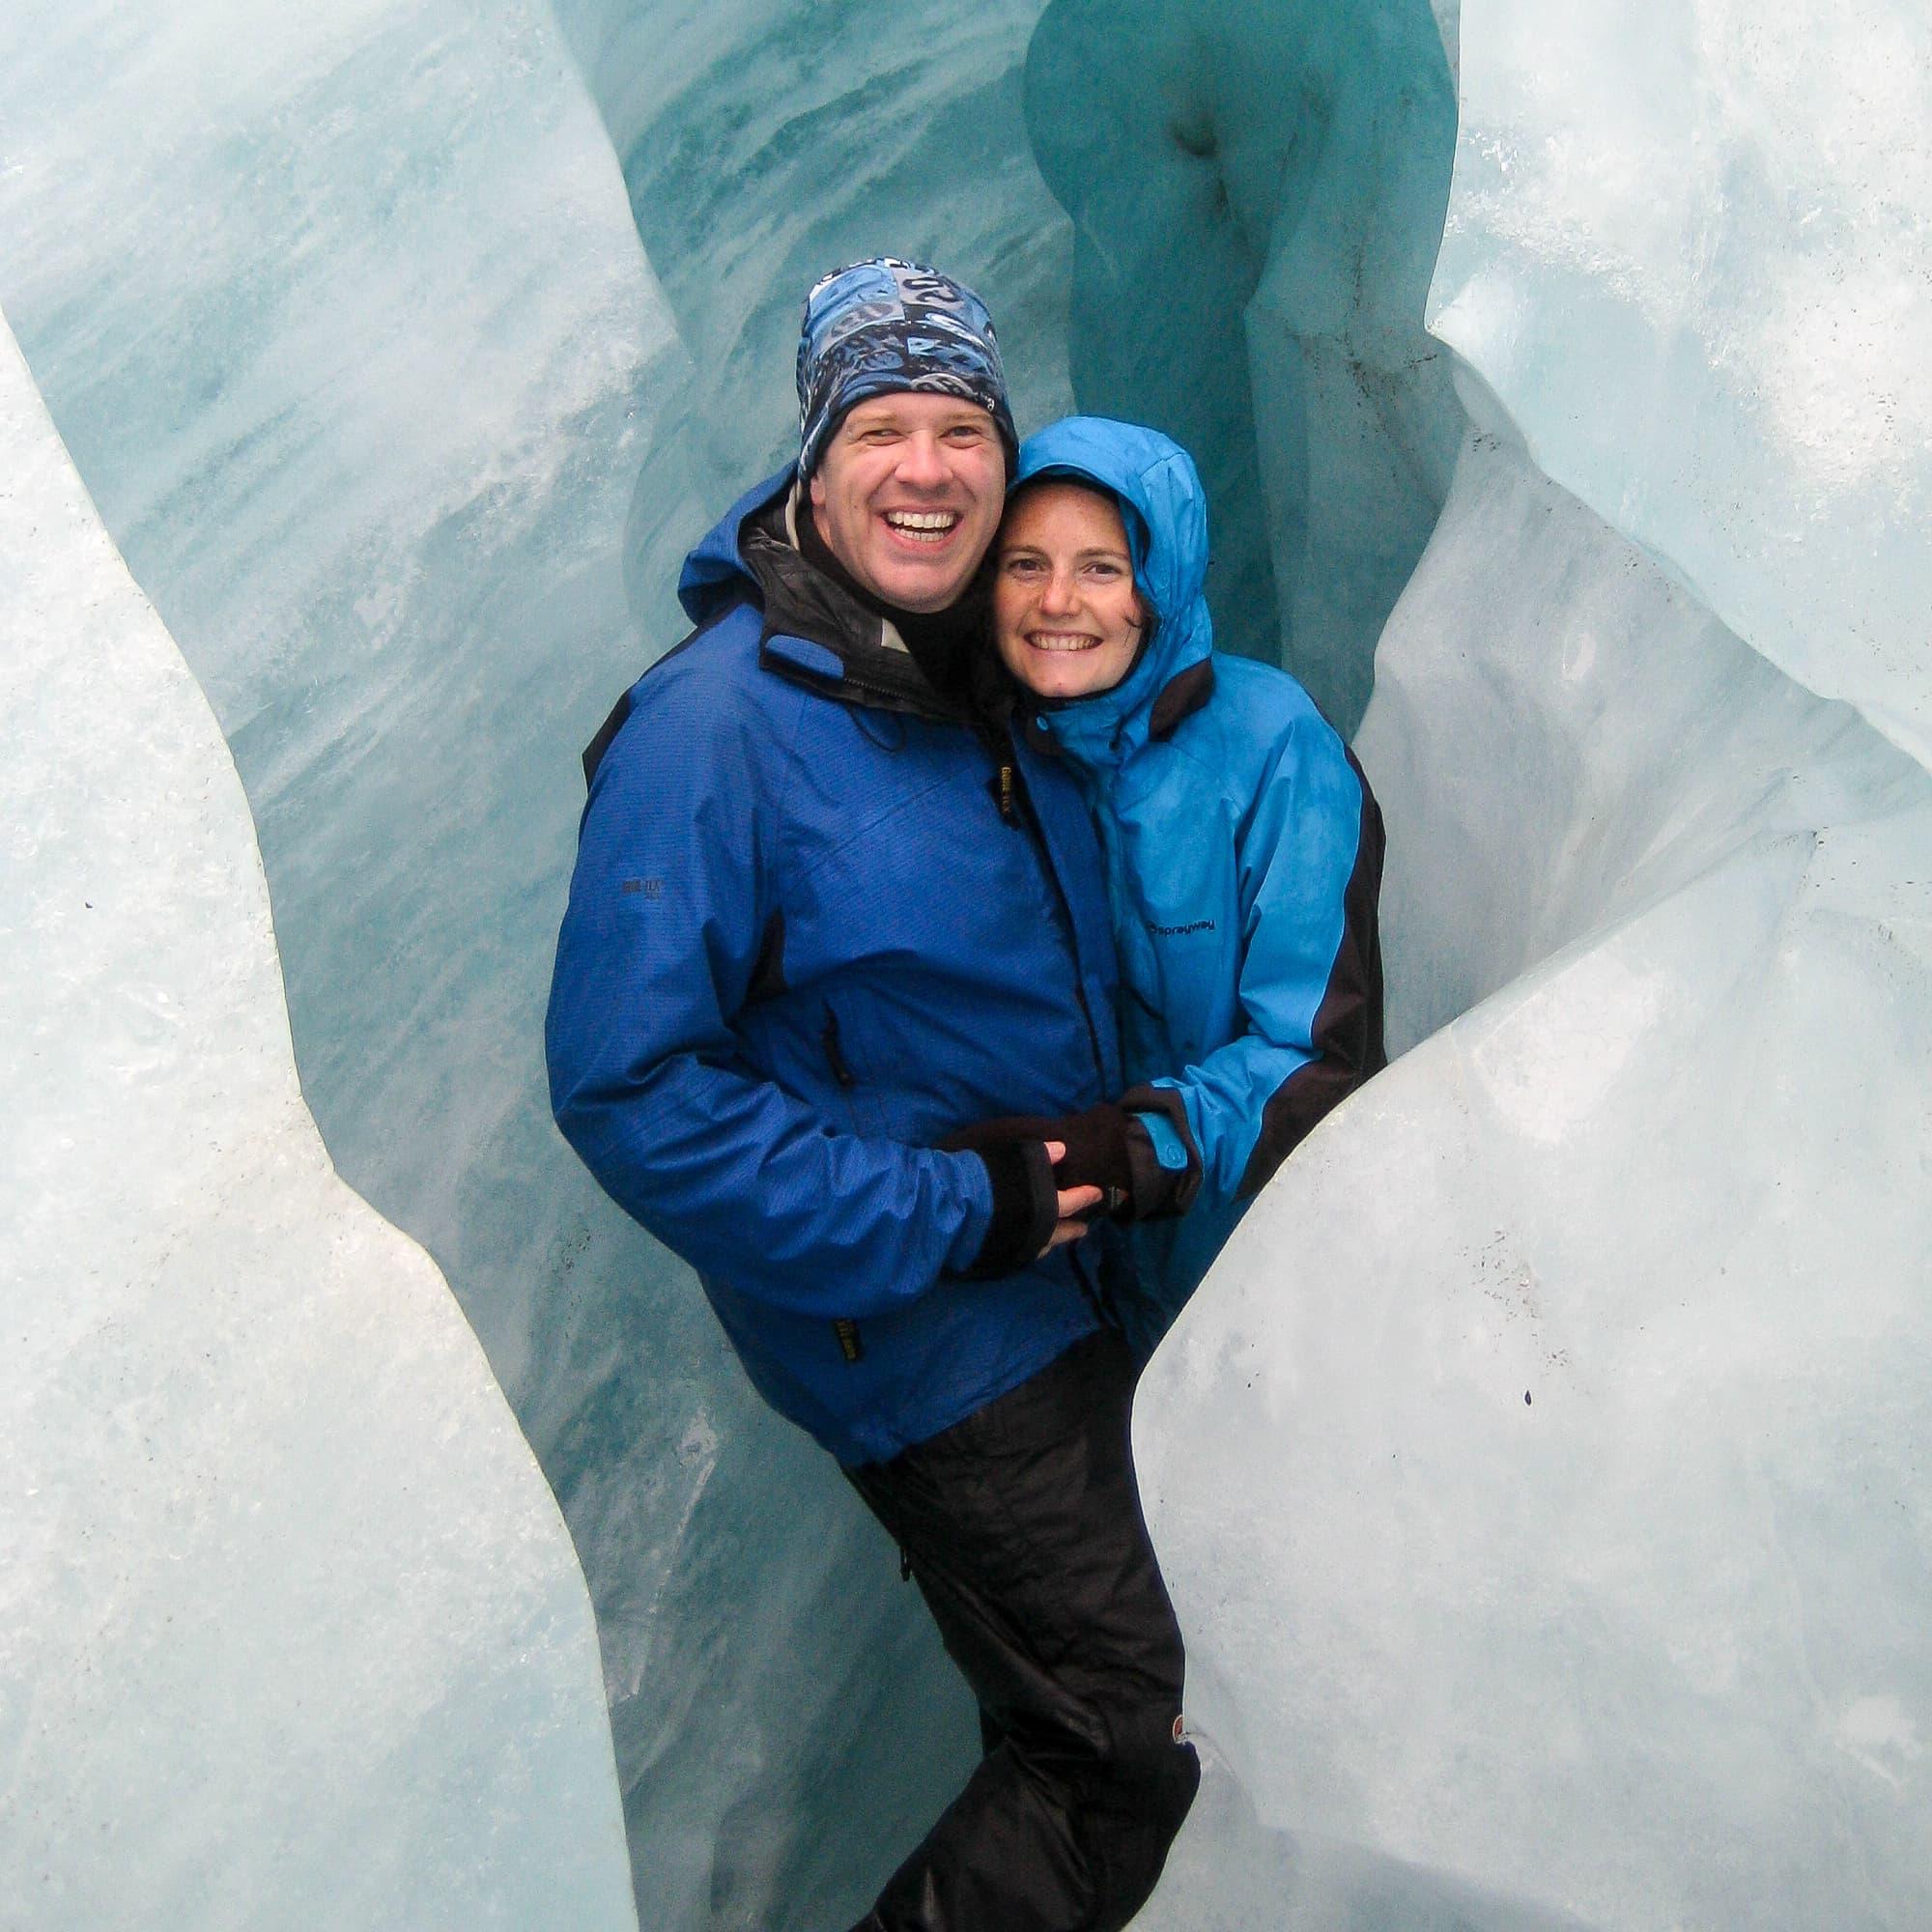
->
<box><xmin>843</xmin><ymin>1328</ymin><xmax>1200</xmax><ymax>1932</ymax></box>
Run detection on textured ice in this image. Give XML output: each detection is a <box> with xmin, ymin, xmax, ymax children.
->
<box><xmin>1431</xmin><ymin>0</ymin><xmax>1932</xmax><ymax>767</ymax></box>
<box><xmin>1140</xmin><ymin>425</ymin><xmax>1932</xmax><ymax>1927</ymax></box>
<box><xmin>0</xmin><ymin>314</ymin><xmax>634</xmax><ymax>1930</ymax></box>
<box><xmin>0</xmin><ymin>4</ymin><xmax>1059</xmax><ymax>1922</ymax></box>
<box><xmin>1024</xmin><ymin>0</ymin><xmax>1464</xmax><ymax>733</ymax></box>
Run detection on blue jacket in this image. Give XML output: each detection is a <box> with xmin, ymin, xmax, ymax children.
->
<box><xmin>1013</xmin><ymin>418</ymin><xmax>1386</xmax><ymax>1347</ymax></box>
<box><xmin>545</xmin><ymin>470</ymin><xmax>1125</xmax><ymax>1465</ymax></box>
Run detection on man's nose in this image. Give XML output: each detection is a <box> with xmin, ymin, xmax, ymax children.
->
<box><xmin>895</xmin><ymin>431</ymin><xmax>950</xmax><ymax>489</ymax></box>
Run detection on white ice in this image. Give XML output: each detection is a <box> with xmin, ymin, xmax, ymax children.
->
<box><xmin>0</xmin><ymin>312</ymin><xmax>635</xmax><ymax>1931</ymax></box>
<box><xmin>1135</xmin><ymin>1</ymin><xmax>1932</xmax><ymax>1924</ymax></box>
<box><xmin>1431</xmin><ymin>0</ymin><xmax>1932</xmax><ymax>769</ymax></box>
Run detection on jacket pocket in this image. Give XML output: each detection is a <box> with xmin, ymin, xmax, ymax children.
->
<box><xmin>822</xmin><ymin>1000</ymin><xmax>890</xmax><ymax>1138</ymax></box>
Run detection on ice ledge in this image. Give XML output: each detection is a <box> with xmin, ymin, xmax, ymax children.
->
<box><xmin>0</xmin><ymin>311</ymin><xmax>636</xmax><ymax>1931</ymax></box>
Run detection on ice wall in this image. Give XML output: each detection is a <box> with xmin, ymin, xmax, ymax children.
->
<box><xmin>1024</xmin><ymin>0</ymin><xmax>1464</xmax><ymax>733</ymax></box>
<box><xmin>0</xmin><ymin>313</ymin><xmax>634</xmax><ymax>1930</ymax></box>
<box><xmin>1134</xmin><ymin>1</ymin><xmax>1932</xmax><ymax>1924</ymax></box>
<box><xmin>10</xmin><ymin>0</ymin><xmax>1927</xmax><ymax>1924</ymax></box>
<box><xmin>1433</xmin><ymin>0</ymin><xmax>1932</xmax><ymax>769</ymax></box>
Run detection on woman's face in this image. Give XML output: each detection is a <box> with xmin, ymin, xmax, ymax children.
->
<box><xmin>993</xmin><ymin>482</ymin><xmax>1144</xmax><ymax>701</ymax></box>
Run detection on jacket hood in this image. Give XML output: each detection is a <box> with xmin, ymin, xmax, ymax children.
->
<box><xmin>677</xmin><ymin>466</ymin><xmax>791</xmax><ymax>625</ymax></box>
<box><xmin>1010</xmin><ymin>416</ymin><xmax>1214</xmax><ymax>758</ymax></box>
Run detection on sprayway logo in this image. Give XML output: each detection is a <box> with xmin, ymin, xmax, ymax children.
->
<box><xmin>1148</xmin><ymin>919</ymin><xmax>1213</xmax><ymax>936</ymax></box>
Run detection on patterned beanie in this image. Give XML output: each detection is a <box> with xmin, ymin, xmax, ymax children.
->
<box><xmin>796</xmin><ymin>258</ymin><xmax>1019</xmax><ymax>480</ymax></box>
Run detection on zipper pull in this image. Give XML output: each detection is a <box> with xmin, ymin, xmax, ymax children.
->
<box><xmin>822</xmin><ymin>1012</ymin><xmax>857</xmax><ymax>1089</ymax></box>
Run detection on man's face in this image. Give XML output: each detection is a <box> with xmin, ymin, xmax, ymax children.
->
<box><xmin>808</xmin><ymin>392</ymin><xmax>1007</xmax><ymax>612</ymax></box>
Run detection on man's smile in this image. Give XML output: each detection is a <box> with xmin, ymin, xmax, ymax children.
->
<box><xmin>881</xmin><ymin>508</ymin><xmax>964</xmax><ymax>545</ymax></box>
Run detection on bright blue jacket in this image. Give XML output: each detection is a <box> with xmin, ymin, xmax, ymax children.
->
<box><xmin>545</xmin><ymin>471</ymin><xmax>1125</xmax><ymax>1465</ymax></box>
<box><xmin>1013</xmin><ymin>419</ymin><xmax>1386</xmax><ymax>1349</ymax></box>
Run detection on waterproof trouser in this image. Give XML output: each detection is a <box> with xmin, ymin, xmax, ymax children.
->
<box><xmin>843</xmin><ymin>1327</ymin><xmax>1201</xmax><ymax>1932</ymax></box>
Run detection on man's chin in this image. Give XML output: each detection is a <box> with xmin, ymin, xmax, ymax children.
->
<box><xmin>870</xmin><ymin>565</ymin><xmax>978</xmax><ymax>614</ymax></box>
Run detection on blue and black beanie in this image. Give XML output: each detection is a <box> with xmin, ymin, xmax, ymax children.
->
<box><xmin>796</xmin><ymin>258</ymin><xmax>1019</xmax><ymax>480</ymax></box>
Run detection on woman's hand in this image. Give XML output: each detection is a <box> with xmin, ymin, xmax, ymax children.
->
<box><xmin>1041</xmin><ymin>1140</ymin><xmax>1105</xmax><ymax>1253</ymax></box>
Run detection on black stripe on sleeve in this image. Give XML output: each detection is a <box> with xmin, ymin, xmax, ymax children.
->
<box><xmin>1237</xmin><ymin>750</ymin><xmax>1388</xmax><ymax>1197</ymax></box>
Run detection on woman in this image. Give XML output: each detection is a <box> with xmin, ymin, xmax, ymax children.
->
<box><xmin>957</xmin><ymin>416</ymin><xmax>1387</xmax><ymax>1355</ymax></box>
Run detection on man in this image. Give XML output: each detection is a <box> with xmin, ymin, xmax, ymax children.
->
<box><xmin>546</xmin><ymin>260</ymin><xmax>1199</xmax><ymax>1932</ymax></box>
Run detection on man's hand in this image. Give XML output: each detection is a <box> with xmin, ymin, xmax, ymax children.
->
<box><xmin>1042</xmin><ymin>1139</ymin><xmax>1104</xmax><ymax>1253</ymax></box>
<box><xmin>944</xmin><ymin>1104</ymin><xmax>1184</xmax><ymax>1223</ymax></box>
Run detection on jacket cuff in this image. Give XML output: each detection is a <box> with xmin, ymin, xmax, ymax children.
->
<box><xmin>958</xmin><ymin>1139</ymin><xmax>1059</xmax><ymax>1278</ymax></box>
<box><xmin>1120</xmin><ymin>1084</ymin><xmax>1203</xmax><ymax>1219</ymax></box>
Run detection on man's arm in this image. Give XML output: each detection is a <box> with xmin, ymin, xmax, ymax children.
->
<box><xmin>545</xmin><ymin>674</ymin><xmax>1065</xmax><ymax>1314</ymax></box>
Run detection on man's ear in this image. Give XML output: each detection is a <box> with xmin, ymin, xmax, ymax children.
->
<box><xmin>808</xmin><ymin>467</ymin><xmax>827</xmax><ymax>509</ymax></box>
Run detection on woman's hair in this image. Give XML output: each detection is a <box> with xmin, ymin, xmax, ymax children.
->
<box><xmin>999</xmin><ymin>471</ymin><xmax>1127</xmax><ymax>534</ymax></box>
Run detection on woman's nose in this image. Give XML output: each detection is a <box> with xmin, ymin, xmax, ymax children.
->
<box><xmin>1038</xmin><ymin>568</ymin><xmax>1081</xmax><ymax>614</ymax></box>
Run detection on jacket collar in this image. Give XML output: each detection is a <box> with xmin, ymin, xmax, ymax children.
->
<box><xmin>1147</xmin><ymin>656</ymin><xmax>1215</xmax><ymax>740</ymax></box>
<box><xmin>679</xmin><ymin>467</ymin><xmax>964</xmax><ymax>724</ymax></box>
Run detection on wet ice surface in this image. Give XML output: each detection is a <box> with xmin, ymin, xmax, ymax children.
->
<box><xmin>1129</xmin><ymin>8</ymin><xmax>1931</xmax><ymax>1916</ymax></box>
<box><xmin>0</xmin><ymin>4</ymin><xmax>1042</xmax><ymax>1922</ymax></box>
<box><xmin>1025</xmin><ymin>0</ymin><xmax>1465</xmax><ymax>734</ymax></box>
<box><xmin>0</xmin><ymin>313</ymin><xmax>635</xmax><ymax>1931</ymax></box>
<box><xmin>1139</xmin><ymin>1747</ymin><xmax>1588</xmax><ymax>1932</ymax></box>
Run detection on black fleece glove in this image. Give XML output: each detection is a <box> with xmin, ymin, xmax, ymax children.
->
<box><xmin>942</xmin><ymin>1101</ymin><xmax>1191</xmax><ymax>1225</ymax></box>
<box><xmin>953</xmin><ymin>1136</ymin><xmax>1060</xmax><ymax>1279</ymax></box>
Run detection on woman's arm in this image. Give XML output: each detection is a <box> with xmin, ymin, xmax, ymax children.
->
<box><xmin>1148</xmin><ymin>716</ymin><xmax>1385</xmax><ymax>1204</ymax></box>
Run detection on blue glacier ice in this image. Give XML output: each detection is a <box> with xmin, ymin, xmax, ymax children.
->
<box><xmin>1025</xmin><ymin>0</ymin><xmax>1464</xmax><ymax>732</ymax></box>
<box><xmin>0</xmin><ymin>314</ymin><xmax>634</xmax><ymax>1931</ymax></box>
<box><xmin>3</xmin><ymin>0</ymin><xmax>1929</xmax><ymax>1925</ymax></box>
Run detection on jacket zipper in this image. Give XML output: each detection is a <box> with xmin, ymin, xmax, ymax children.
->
<box><xmin>822</xmin><ymin>1020</ymin><xmax>864</xmax><ymax>1367</ymax></box>
<box><xmin>822</xmin><ymin>1009</ymin><xmax>857</xmax><ymax>1089</ymax></box>
<box><xmin>999</xmin><ymin>743</ymin><xmax>1113</xmax><ymax>1094</ymax></box>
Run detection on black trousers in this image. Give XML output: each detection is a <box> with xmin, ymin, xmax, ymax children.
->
<box><xmin>843</xmin><ymin>1328</ymin><xmax>1200</xmax><ymax>1932</ymax></box>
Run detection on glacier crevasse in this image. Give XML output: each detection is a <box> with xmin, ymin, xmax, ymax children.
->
<box><xmin>3</xmin><ymin>0</ymin><xmax>1929</xmax><ymax>1925</ymax></box>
